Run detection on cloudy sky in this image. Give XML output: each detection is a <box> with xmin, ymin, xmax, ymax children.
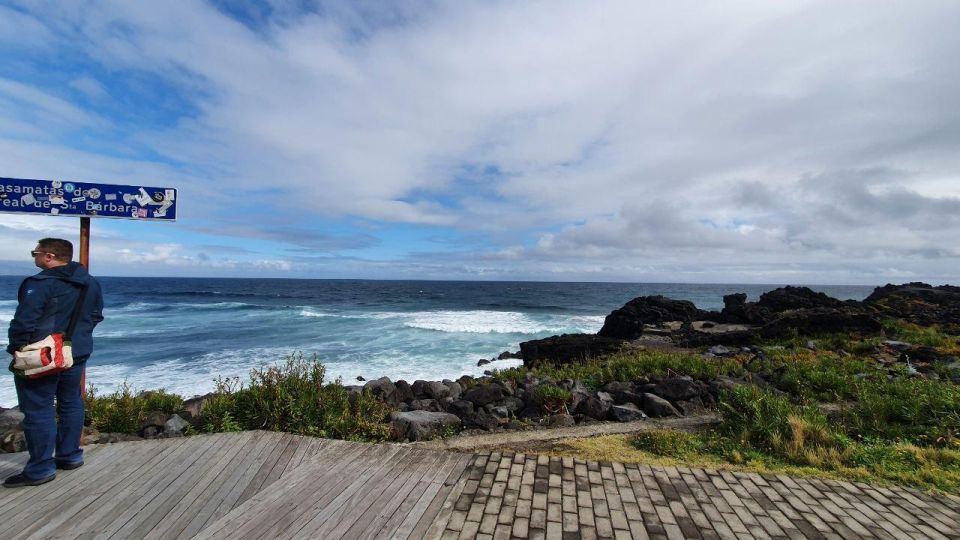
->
<box><xmin>0</xmin><ymin>0</ymin><xmax>958</xmax><ymax>284</ymax></box>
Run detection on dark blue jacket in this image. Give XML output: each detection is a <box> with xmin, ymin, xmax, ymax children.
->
<box><xmin>7</xmin><ymin>262</ymin><xmax>104</xmax><ymax>361</ymax></box>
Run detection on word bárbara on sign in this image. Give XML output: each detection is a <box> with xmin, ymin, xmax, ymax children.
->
<box><xmin>0</xmin><ymin>177</ymin><xmax>177</xmax><ymax>221</ymax></box>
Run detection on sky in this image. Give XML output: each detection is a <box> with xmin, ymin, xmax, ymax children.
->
<box><xmin>0</xmin><ymin>0</ymin><xmax>958</xmax><ymax>284</ymax></box>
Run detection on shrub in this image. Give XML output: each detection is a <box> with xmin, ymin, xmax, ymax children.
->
<box><xmin>84</xmin><ymin>381</ymin><xmax>183</xmax><ymax>434</ymax></box>
<box><xmin>224</xmin><ymin>352</ymin><xmax>391</xmax><ymax>441</ymax></box>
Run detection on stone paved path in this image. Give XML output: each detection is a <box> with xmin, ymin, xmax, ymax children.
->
<box><xmin>435</xmin><ymin>451</ymin><xmax>960</xmax><ymax>540</ymax></box>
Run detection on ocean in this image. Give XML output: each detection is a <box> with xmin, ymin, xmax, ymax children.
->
<box><xmin>0</xmin><ymin>277</ymin><xmax>875</xmax><ymax>407</ymax></box>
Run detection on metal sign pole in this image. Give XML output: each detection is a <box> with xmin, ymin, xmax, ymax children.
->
<box><xmin>79</xmin><ymin>217</ymin><xmax>89</xmax><ymax>397</ymax></box>
<box><xmin>79</xmin><ymin>217</ymin><xmax>90</xmax><ymax>268</ymax></box>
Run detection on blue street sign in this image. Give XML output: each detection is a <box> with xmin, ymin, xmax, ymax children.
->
<box><xmin>0</xmin><ymin>177</ymin><xmax>177</xmax><ymax>221</ymax></box>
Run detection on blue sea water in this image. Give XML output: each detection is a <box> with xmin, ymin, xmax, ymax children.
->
<box><xmin>0</xmin><ymin>277</ymin><xmax>875</xmax><ymax>406</ymax></box>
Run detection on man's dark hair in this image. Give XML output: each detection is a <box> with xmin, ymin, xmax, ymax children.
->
<box><xmin>37</xmin><ymin>238</ymin><xmax>73</xmax><ymax>261</ymax></box>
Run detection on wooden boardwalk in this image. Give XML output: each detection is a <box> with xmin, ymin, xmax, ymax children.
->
<box><xmin>0</xmin><ymin>431</ymin><xmax>956</xmax><ymax>539</ymax></box>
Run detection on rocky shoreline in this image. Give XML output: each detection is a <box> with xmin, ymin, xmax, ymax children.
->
<box><xmin>368</xmin><ymin>281</ymin><xmax>960</xmax><ymax>441</ymax></box>
<box><xmin>1</xmin><ymin>281</ymin><xmax>957</xmax><ymax>448</ymax></box>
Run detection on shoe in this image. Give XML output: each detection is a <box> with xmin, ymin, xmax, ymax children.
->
<box><xmin>56</xmin><ymin>460</ymin><xmax>83</xmax><ymax>470</ymax></box>
<box><xmin>3</xmin><ymin>473</ymin><xmax>55</xmax><ymax>488</ymax></box>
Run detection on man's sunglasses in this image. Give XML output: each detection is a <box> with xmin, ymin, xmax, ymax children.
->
<box><xmin>30</xmin><ymin>251</ymin><xmax>56</xmax><ymax>257</ymax></box>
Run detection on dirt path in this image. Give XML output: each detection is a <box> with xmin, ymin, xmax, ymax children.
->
<box><xmin>412</xmin><ymin>413</ymin><xmax>720</xmax><ymax>453</ymax></box>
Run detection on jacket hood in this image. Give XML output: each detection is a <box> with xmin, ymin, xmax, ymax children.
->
<box><xmin>34</xmin><ymin>261</ymin><xmax>91</xmax><ymax>285</ymax></box>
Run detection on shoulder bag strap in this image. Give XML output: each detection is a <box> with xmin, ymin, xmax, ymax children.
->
<box><xmin>64</xmin><ymin>283</ymin><xmax>89</xmax><ymax>341</ymax></box>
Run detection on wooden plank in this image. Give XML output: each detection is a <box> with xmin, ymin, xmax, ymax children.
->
<box><xmin>147</xmin><ymin>432</ymin><xmax>265</xmax><ymax>540</ymax></box>
<box><xmin>142</xmin><ymin>431</ymin><xmax>258</xmax><ymax>540</ymax></box>
<box><xmin>175</xmin><ymin>430</ymin><xmax>284</xmax><ymax>539</ymax></box>
<box><xmin>280</xmin><ymin>437</ymin><xmax>330</xmax><ymax>477</ymax></box>
<box><xmin>18</xmin><ymin>437</ymin><xmax>193</xmax><ymax>539</ymax></box>
<box><xmin>338</xmin><ymin>448</ymin><xmax>449</xmax><ymax>540</ymax></box>
<box><xmin>202</xmin><ymin>431</ymin><xmax>290</xmax><ymax>519</ymax></box>
<box><xmin>103</xmin><ymin>432</ymin><xmax>231</xmax><ymax>538</ymax></box>
<box><xmin>394</xmin><ymin>456</ymin><xmax>476</xmax><ymax>538</ymax></box>
<box><xmin>228</xmin><ymin>442</ymin><xmax>390</xmax><ymax>538</ymax></box>
<box><xmin>277</xmin><ymin>444</ymin><xmax>407</xmax><ymax>539</ymax></box>
<box><xmin>408</xmin><ymin>452</ymin><xmax>478</xmax><ymax>540</ymax></box>
<box><xmin>2</xmin><ymin>438</ymin><xmax>176</xmax><ymax>534</ymax></box>
<box><xmin>0</xmin><ymin>442</ymin><xmax>117</xmax><ymax>512</ymax></box>
<box><xmin>37</xmin><ymin>436</ymin><xmax>204</xmax><ymax>538</ymax></box>
<box><xmin>366</xmin><ymin>451</ymin><xmax>463</xmax><ymax>540</ymax></box>
<box><xmin>0</xmin><ymin>453</ymin><xmax>28</xmax><ymax>479</ymax></box>
<box><xmin>72</xmin><ymin>435</ymin><xmax>217</xmax><ymax>537</ymax></box>
<box><xmin>303</xmin><ymin>446</ymin><xmax>435</xmax><ymax>539</ymax></box>
<box><xmin>0</xmin><ymin>443</ymin><xmax>123</xmax><ymax>523</ymax></box>
<box><xmin>196</xmin><ymin>440</ymin><xmax>380</xmax><ymax>539</ymax></box>
<box><xmin>235</xmin><ymin>432</ymin><xmax>301</xmax><ymax>505</ymax></box>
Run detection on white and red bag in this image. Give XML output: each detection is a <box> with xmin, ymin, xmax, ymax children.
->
<box><xmin>13</xmin><ymin>333</ymin><xmax>73</xmax><ymax>378</ymax></box>
<box><xmin>11</xmin><ymin>283</ymin><xmax>86</xmax><ymax>379</ymax></box>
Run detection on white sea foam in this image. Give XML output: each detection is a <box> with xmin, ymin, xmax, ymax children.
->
<box><xmin>402</xmin><ymin>310</ymin><xmax>548</xmax><ymax>334</ymax></box>
<box><xmin>177</xmin><ymin>302</ymin><xmax>252</xmax><ymax>310</ymax></box>
<box><xmin>402</xmin><ymin>310</ymin><xmax>605</xmax><ymax>334</ymax></box>
<box><xmin>299</xmin><ymin>308</ymin><xmax>335</xmax><ymax>318</ymax></box>
<box><xmin>109</xmin><ymin>301</ymin><xmax>157</xmax><ymax>313</ymax></box>
<box><xmin>110</xmin><ymin>301</ymin><xmax>252</xmax><ymax>314</ymax></box>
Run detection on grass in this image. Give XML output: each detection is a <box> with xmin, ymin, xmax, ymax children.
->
<box><xmin>518</xmin><ymin>378</ymin><xmax>960</xmax><ymax>493</ymax></box>
<box><xmin>763</xmin><ymin>350</ymin><xmax>873</xmax><ymax>402</ymax></box>
<box><xmin>495</xmin><ymin>350</ymin><xmax>748</xmax><ymax>389</ymax></box>
<box><xmin>533</xmin><ymin>385</ymin><xmax>572</xmax><ymax>414</ymax></box>
<box><xmin>844</xmin><ymin>378</ymin><xmax>960</xmax><ymax>445</ymax></box>
<box><xmin>882</xmin><ymin>320</ymin><xmax>960</xmax><ymax>350</ymax></box>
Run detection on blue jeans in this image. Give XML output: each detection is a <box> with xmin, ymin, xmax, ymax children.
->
<box><xmin>14</xmin><ymin>360</ymin><xmax>86</xmax><ymax>479</ymax></box>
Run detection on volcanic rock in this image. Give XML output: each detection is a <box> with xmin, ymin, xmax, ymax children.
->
<box><xmin>720</xmin><ymin>293</ymin><xmax>774</xmax><ymax>324</ymax></box>
<box><xmin>759</xmin><ymin>307</ymin><xmax>881</xmax><ymax>338</ymax></box>
<box><xmin>641</xmin><ymin>394</ymin><xmax>680</xmax><ymax>418</ymax></box>
<box><xmin>651</xmin><ymin>377</ymin><xmax>701</xmax><ymax>402</ymax></box>
<box><xmin>598</xmin><ymin>296</ymin><xmax>710</xmax><ymax>339</ymax></box>
<box><xmin>757</xmin><ymin>286</ymin><xmax>844</xmax><ymax>312</ymax></box>
<box><xmin>574</xmin><ymin>396</ymin><xmax>610</xmax><ymax>420</ymax></box>
<box><xmin>462</xmin><ymin>383</ymin><xmax>507</xmax><ymax>407</ymax></box>
<box><xmin>364</xmin><ymin>377</ymin><xmax>397</xmax><ymax>405</ymax></box>
<box><xmin>864</xmin><ymin>282</ymin><xmax>960</xmax><ymax>330</ymax></box>
<box><xmin>519</xmin><ymin>334</ymin><xmax>626</xmax><ymax>368</ymax></box>
<box><xmin>389</xmin><ymin>410</ymin><xmax>461</xmax><ymax>441</ymax></box>
<box><xmin>610</xmin><ymin>403</ymin><xmax>646</xmax><ymax>422</ymax></box>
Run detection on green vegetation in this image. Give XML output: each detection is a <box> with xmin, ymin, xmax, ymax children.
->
<box><xmin>883</xmin><ymin>320</ymin><xmax>960</xmax><ymax>350</ymax></box>
<box><xmin>626</xmin><ymin>384</ymin><xmax>960</xmax><ymax>492</ymax></box>
<box><xmin>85</xmin><ymin>383</ymin><xmax>183</xmax><ymax>434</ymax></box>
<box><xmin>533</xmin><ymin>385</ymin><xmax>572</xmax><ymax>414</ymax></box>
<box><xmin>502</xmin><ymin>322</ymin><xmax>960</xmax><ymax>492</ymax></box>
<box><xmin>846</xmin><ymin>378</ymin><xmax>960</xmax><ymax>444</ymax></box>
<box><xmin>85</xmin><ymin>353</ymin><xmax>391</xmax><ymax>442</ymax></box>
<box><xmin>763</xmin><ymin>350</ymin><xmax>873</xmax><ymax>401</ymax></box>
<box><xmin>495</xmin><ymin>350</ymin><xmax>747</xmax><ymax>388</ymax></box>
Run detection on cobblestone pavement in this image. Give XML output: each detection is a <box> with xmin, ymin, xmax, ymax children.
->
<box><xmin>434</xmin><ymin>452</ymin><xmax>960</xmax><ymax>540</ymax></box>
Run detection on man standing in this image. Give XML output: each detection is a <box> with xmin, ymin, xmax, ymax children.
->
<box><xmin>4</xmin><ymin>238</ymin><xmax>103</xmax><ymax>487</ymax></box>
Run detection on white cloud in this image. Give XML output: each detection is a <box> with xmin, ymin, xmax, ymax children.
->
<box><xmin>1</xmin><ymin>0</ymin><xmax>959</xmax><ymax>282</ymax></box>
